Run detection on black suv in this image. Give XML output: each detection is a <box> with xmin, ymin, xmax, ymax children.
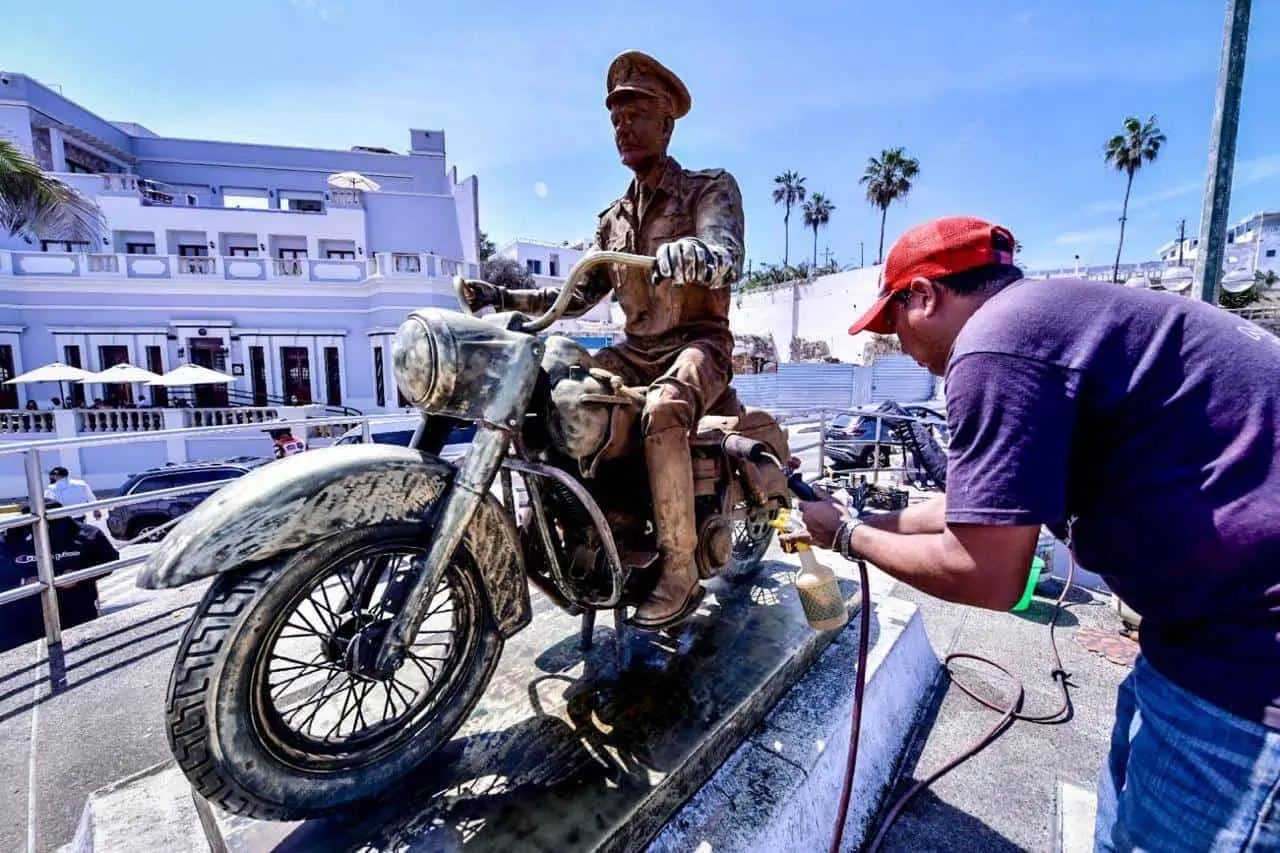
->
<box><xmin>106</xmin><ymin>457</ymin><xmax>272</xmax><ymax>542</ymax></box>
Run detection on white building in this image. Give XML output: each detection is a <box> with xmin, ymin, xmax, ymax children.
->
<box><xmin>495</xmin><ymin>238</ymin><xmax>619</xmax><ymax>345</ymax></box>
<box><xmin>497</xmin><ymin>237</ymin><xmax>589</xmax><ymax>279</ymax></box>
<box><xmin>1155</xmin><ymin>210</ymin><xmax>1280</xmax><ymax>277</ymax></box>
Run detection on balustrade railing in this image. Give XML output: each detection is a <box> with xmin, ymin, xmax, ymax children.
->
<box><xmin>0</xmin><ymin>411</ymin><xmax>56</xmax><ymax>434</ymax></box>
<box><xmin>176</xmin><ymin>256</ymin><xmax>218</xmax><ymax>276</ymax></box>
<box><xmin>188</xmin><ymin>407</ymin><xmax>280</xmax><ymax>427</ymax></box>
<box><xmin>273</xmin><ymin>258</ymin><xmax>305</xmax><ymax>277</ymax></box>
<box><xmin>77</xmin><ymin>409</ymin><xmax>165</xmax><ymax>433</ymax></box>
<box><xmin>86</xmin><ymin>253</ymin><xmax>120</xmax><ymax>273</ymax></box>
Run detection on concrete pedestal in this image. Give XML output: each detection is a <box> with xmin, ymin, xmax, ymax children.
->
<box><xmin>64</xmin><ymin>553</ymin><xmax>937</xmax><ymax>852</ymax></box>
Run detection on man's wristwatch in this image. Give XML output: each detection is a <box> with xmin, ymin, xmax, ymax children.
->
<box><xmin>836</xmin><ymin>515</ymin><xmax>866</xmax><ymax>561</ymax></box>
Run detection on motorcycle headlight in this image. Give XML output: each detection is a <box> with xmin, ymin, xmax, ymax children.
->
<box><xmin>392</xmin><ymin>311</ymin><xmax>446</xmax><ymax>408</ymax></box>
<box><xmin>390</xmin><ymin>307</ymin><xmax>545</xmax><ymax>426</ymax></box>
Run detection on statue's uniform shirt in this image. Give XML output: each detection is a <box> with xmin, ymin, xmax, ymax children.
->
<box><xmin>558</xmin><ymin>157</ymin><xmax>745</xmax><ymax>430</ymax></box>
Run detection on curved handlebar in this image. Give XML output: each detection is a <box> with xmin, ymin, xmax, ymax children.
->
<box><xmin>452</xmin><ymin>251</ymin><xmax>654</xmax><ymax>334</ymax></box>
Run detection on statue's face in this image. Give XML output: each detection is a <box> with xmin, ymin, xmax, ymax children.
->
<box><xmin>609</xmin><ymin>96</ymin><xmax>673</xmax><ymax>171</ymax></box>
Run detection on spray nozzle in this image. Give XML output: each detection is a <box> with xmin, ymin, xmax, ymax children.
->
<box><xmin>770</xmin><ymin>509</ymin><xmax>812</xmax><ymax>553</ymax></box>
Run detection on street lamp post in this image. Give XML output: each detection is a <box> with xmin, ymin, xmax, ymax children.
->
<box><xmin>1193</xmin><ymin>0</ymin><xmax>1253</xmax><ymax>305</ymax></box>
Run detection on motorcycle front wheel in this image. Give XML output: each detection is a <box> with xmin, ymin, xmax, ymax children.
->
<box><xmin>165</xmin><ymin>522</ymin><xmax>502</xmax><ymax>821</ymax></box>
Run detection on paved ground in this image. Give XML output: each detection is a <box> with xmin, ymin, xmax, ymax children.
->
<box><xmin>875</xmin><ymin>577</ymin><xmax>1131</xmax><ymax>852</ymax></box>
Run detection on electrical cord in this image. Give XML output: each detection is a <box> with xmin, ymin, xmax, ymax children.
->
<box><xmin>828</xmin><ymin>550</ymin><xmax>1077</xmax><ymax>853</ymax></box>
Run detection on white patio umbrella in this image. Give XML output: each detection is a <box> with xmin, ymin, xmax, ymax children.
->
<box><xmin>148</xmin><ymin>364</ymin><xmax>235</xmax><ymax>386</ymax></box>
<box><xmin>327</xmin><ymin>171</ymin><xmax>381</xmax><ymax>192</ymax></box>
<box><xmin>3</xmin><ymin>361</ymin><xmax>96</xmax><ymax>408</ymax></box>
<box><xmin>1221</xmin><ymin>268</ymin><xmax>1256</xmax><ymax>294</ymax></box>
<box><xmin>83</xmin><ymin>363</ymin><xmax>162</xmax><ymax>384</ymax></box>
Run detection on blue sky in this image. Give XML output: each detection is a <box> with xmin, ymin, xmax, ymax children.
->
<box><xmin>3</xmin><ymin>0</ymin><xmax>1279</xmax><ymax>271</ymax></box>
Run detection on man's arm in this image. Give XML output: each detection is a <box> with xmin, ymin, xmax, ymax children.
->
<box><xmin>798</xmin><ymin>351</ymin><xmax>1076</xmax><ymax>610</ymax></box>
<box><xmin>83</xmin><ymin>482</ymin><xmax>102</xmax><ymax>519</ymax></box>
<box><xmin>847</xmin><ymin>522</ymin><xmax>1040</xmax><ymax>610</ymax></box>
<box><xmin>863</xmin><ymin>494</ymin><xmax>947</xmax><ymax>534</ymax></box>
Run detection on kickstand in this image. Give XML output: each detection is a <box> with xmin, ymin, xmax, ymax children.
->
<box><xmin>613</xmin><ymin>607</ymin><xmax>630</xmax><ymax>670</ymax></box>
<box><xmin>579</xmin><ymin>608</ymin><xmax>596</xmax><ymax>651</ymax></box>
<box><xmin>190</xmin><ymin>789</ymin><xmax>229</xmax><ymax>853</ymax></box>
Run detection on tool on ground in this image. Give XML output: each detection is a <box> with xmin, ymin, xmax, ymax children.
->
<box><xmin>772</xmin><ymin>509</ymin><xmax>849</xmax><ymax>632</ymax></box>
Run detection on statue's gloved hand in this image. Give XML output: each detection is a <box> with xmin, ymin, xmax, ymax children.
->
<box><xmin>653</xmin><ymin>237</ymin><xmax>732</xmax><ymax>288</ymax></box>
<box><xmin>459</xmin><ymin>279</ymin><xmax>505</xmax><ymax>313</ymax></box>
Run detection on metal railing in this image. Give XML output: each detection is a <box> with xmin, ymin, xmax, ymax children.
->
<box><xmin>776</xmin><ymin>405</ymin><xmax>948</xmax><ymax>485</ymax></box>
<box><xmin>0</xmin><ymin>412</ymin><xmax>405</xmax><ymax>647</ymax></box>
<box><xmin>0</xmin><ymin>402</ymin><xmax>947</xmax><ymax>651</ymax></box>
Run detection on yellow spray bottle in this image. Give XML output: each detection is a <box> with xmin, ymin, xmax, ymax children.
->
<box><xmin>772</xmin><ymin>509</ymin><xmax>849</xmax><ymax>632</ymax></box>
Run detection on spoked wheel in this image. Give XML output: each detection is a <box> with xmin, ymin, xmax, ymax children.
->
<box><xmin>721</xmin><ymin>502</ymin><xmax>777</xmax><ymax>582</ymax></box>
<box><xmin>165</xmin><ymin>522</ymin><xmax>502</xmax><ymax>821</ymax></box>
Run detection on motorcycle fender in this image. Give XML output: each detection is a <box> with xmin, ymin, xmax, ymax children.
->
<box><xmin>136</xmin><ymin>444</ymin><xmax>532</xmax><ymax>637</ymax></box>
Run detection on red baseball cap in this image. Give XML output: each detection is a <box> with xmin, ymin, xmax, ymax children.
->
<box><xmin>847</xmin><ymin>215</ymin><xmax>1017</xmax><ymax>335</ymax></box>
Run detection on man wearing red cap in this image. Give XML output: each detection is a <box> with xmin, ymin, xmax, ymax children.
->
<box><xmin>462</xmin><ymin>51</ymin><xmax>744</xmax><ymax>630</ymax></box>
<box><xmin>794</xmin><ymin>215</ymin><xmax>1280</xmax><ymax>849</ymax></box>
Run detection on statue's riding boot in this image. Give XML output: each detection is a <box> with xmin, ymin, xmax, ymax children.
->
<box><xmin>630</xmin><ymin>426</ymin><xmax>704</xmax><ymax>630</ymax></box>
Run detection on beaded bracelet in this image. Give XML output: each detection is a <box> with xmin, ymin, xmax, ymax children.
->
<box><xmin>837</xmin><ymin>516</ymin><xmax>865</xmax><ymax>561</ymax></box>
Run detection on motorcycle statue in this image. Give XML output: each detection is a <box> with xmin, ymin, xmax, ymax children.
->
<box><xmin>138</xmin><ymin>251</ymin><xmax>793</xmax><ymax>821</ymax></box>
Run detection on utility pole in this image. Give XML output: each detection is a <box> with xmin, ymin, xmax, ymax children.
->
<box><xmin>859</xmin><ymin>241</ymin><xmax>865</xmax><ymax>268</ymax></box>
<box><xmin>821</xmin><ymin>245</ymin><xmax>834</xmax><ymax>268</ymax></box>
<box><xmin>1193</xmin><ymin>0</ymin><xmax>1252</xmax><ymax>304</ymax></box>
<box><xmin>1177</xmin><ymin>218</ymin><xmax>1186</xmax><ymax>266</ymax></box>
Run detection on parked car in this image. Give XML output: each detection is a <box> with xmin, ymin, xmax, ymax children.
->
<box><xmin>823</xmin><ymin>402</ymin><xmax>948</xmax><ymax>469</ymax></box>
<box><xmin>332</xmin><ymin>417</ymin><xmax>475</xmax><ymax>459</ymax></box>
<box><xmin>106</xmin><ymin>457</ymin><xmax>272</xmax><ymax>543</ymax></box>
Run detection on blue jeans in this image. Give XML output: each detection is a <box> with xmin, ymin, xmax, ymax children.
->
<box><xmin>1095</xmin><ymin>656</ymin><xmax>1280</xmax><ymax>851</ymax></box>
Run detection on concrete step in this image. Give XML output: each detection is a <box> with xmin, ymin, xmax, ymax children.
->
<box><xmin>1055</xmin><ymin>780</ymin><xmax>1098</xmax><ymax>853</ymax></box>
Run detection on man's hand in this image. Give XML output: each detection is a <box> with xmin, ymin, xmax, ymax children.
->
<box><xmin>654</xmin><ymin>237</ymin><xmax>722</xmax><ymax>286</ymax></box>
<box><xmin>792</xmin><ymin>498</ymin><xmax>851</xmax><ymax>550</ymax></box>
<box><xmin>459</xmin><ymin>279</ymin><xmax>505</xmax><ymax>313</ymax></box>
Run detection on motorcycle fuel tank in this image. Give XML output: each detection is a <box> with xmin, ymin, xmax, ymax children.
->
<box><xmin>393</xmin><ymin>308</ymin><xmax>544</xmax><ymax>429</ymax></box>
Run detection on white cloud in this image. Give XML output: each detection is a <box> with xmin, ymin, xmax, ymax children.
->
<box><xmin>534</xmin><ymin>181</ymin><xmax>548</xmax><ymax>199</ymax></box>
<box><xmin>289</xmin><ymin>0</ymin><xmax>341</xmax><ymax>22</ymax></box>
<box><xmin>1085</xmin><ymin>153</ymin><xmax>1280</xmax><ymax>217</ymax></box>
<box><xmin>1052</xmin><ymin>226</ymin><xmax>1115</xmax><ymax>246</ymax></box>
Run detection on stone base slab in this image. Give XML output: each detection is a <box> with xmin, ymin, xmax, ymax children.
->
<box><xmin>63</xmin><ymin>552</ymin><xmax>937</xmax><ymax>852</ymax></box>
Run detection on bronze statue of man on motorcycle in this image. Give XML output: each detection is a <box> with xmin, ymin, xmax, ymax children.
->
<box><xmin>463</xmin><ymin>50</ymin><xmax>745</xmax><ymax>631</ymax></box>
<box><xmin>141</xmin><ymin>50</ymin><xmax>790</xmax><ymax>822</ymax></box>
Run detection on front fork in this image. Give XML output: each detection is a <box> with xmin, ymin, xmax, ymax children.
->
<box><xmin>373</xmin><ymin>421</ymin><xmax>510</xmax><ymax>675</ymax></box>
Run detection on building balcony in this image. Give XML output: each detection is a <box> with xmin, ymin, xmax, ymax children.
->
<box><xmin>0</xmin><ymin>250</ymin><xmax>477</xmax><ymax>283</ymax></box>
<box><xmin>97</xmin><ymin>174</ymin><xmax>363</xmax><ymax>213</ymax></box>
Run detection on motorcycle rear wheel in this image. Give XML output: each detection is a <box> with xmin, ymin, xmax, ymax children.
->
<box><xmin>165</xmin><ymin>522</ymin><xmax>502</xmax><ymax>821</ymax></box>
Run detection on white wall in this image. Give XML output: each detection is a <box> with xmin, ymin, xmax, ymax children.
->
<box><xmin>499</xmin><ymin>240</ymin><xmax>587</xmax><ymax>278</ymax></box>
<box><xmin>730</xmin><ymin>266</ymin><xmax>885</xmax><ymax>363</ymax></box>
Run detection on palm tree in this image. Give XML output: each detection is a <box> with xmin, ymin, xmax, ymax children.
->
<box><xmin>0</xmin><ymin>138</ymin><xmax>103</xmax><ymax>241</ymax></box>
<box><xmin>772</xmin><ymin>171</ymin><xmax>806</xmax><ymax>267</ymax></box>
<box><xmin>1104</xmin><ymin>115</ymin><xmax>1166</xmax><ymax>283</ymax></box>
<box><xmin>802</xmin><ymin>193</ymin><xmax>835</xmax><ymax>268</ymax></box>
<box><xmin>860</xmin><ymin>147</ymin><xmax>920</xmax><ymax>264</ymax></box>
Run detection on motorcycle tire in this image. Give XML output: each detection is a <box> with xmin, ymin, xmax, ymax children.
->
<box><xmin>164</xmin><ymin>522</ymin><xmax>503</xmax><ymax>821</ymax></box>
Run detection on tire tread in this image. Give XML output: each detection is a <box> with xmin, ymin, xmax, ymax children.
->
<box><xmin>165</xmin><ymin>567</ymin><xmax>293</xmax><ymax>821</ymax></box>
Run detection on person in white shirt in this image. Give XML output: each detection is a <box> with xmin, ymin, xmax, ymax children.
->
<box><xmin>45</xmin><ymin>467</ymin><xmax>102</xmax><ymax>521</ymax></box>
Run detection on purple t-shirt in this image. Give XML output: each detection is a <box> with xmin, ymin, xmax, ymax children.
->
<box><xmin>944</xmin><ymin>277</ymin><xmax>1280</xmax><ymax>729</ymax></box>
